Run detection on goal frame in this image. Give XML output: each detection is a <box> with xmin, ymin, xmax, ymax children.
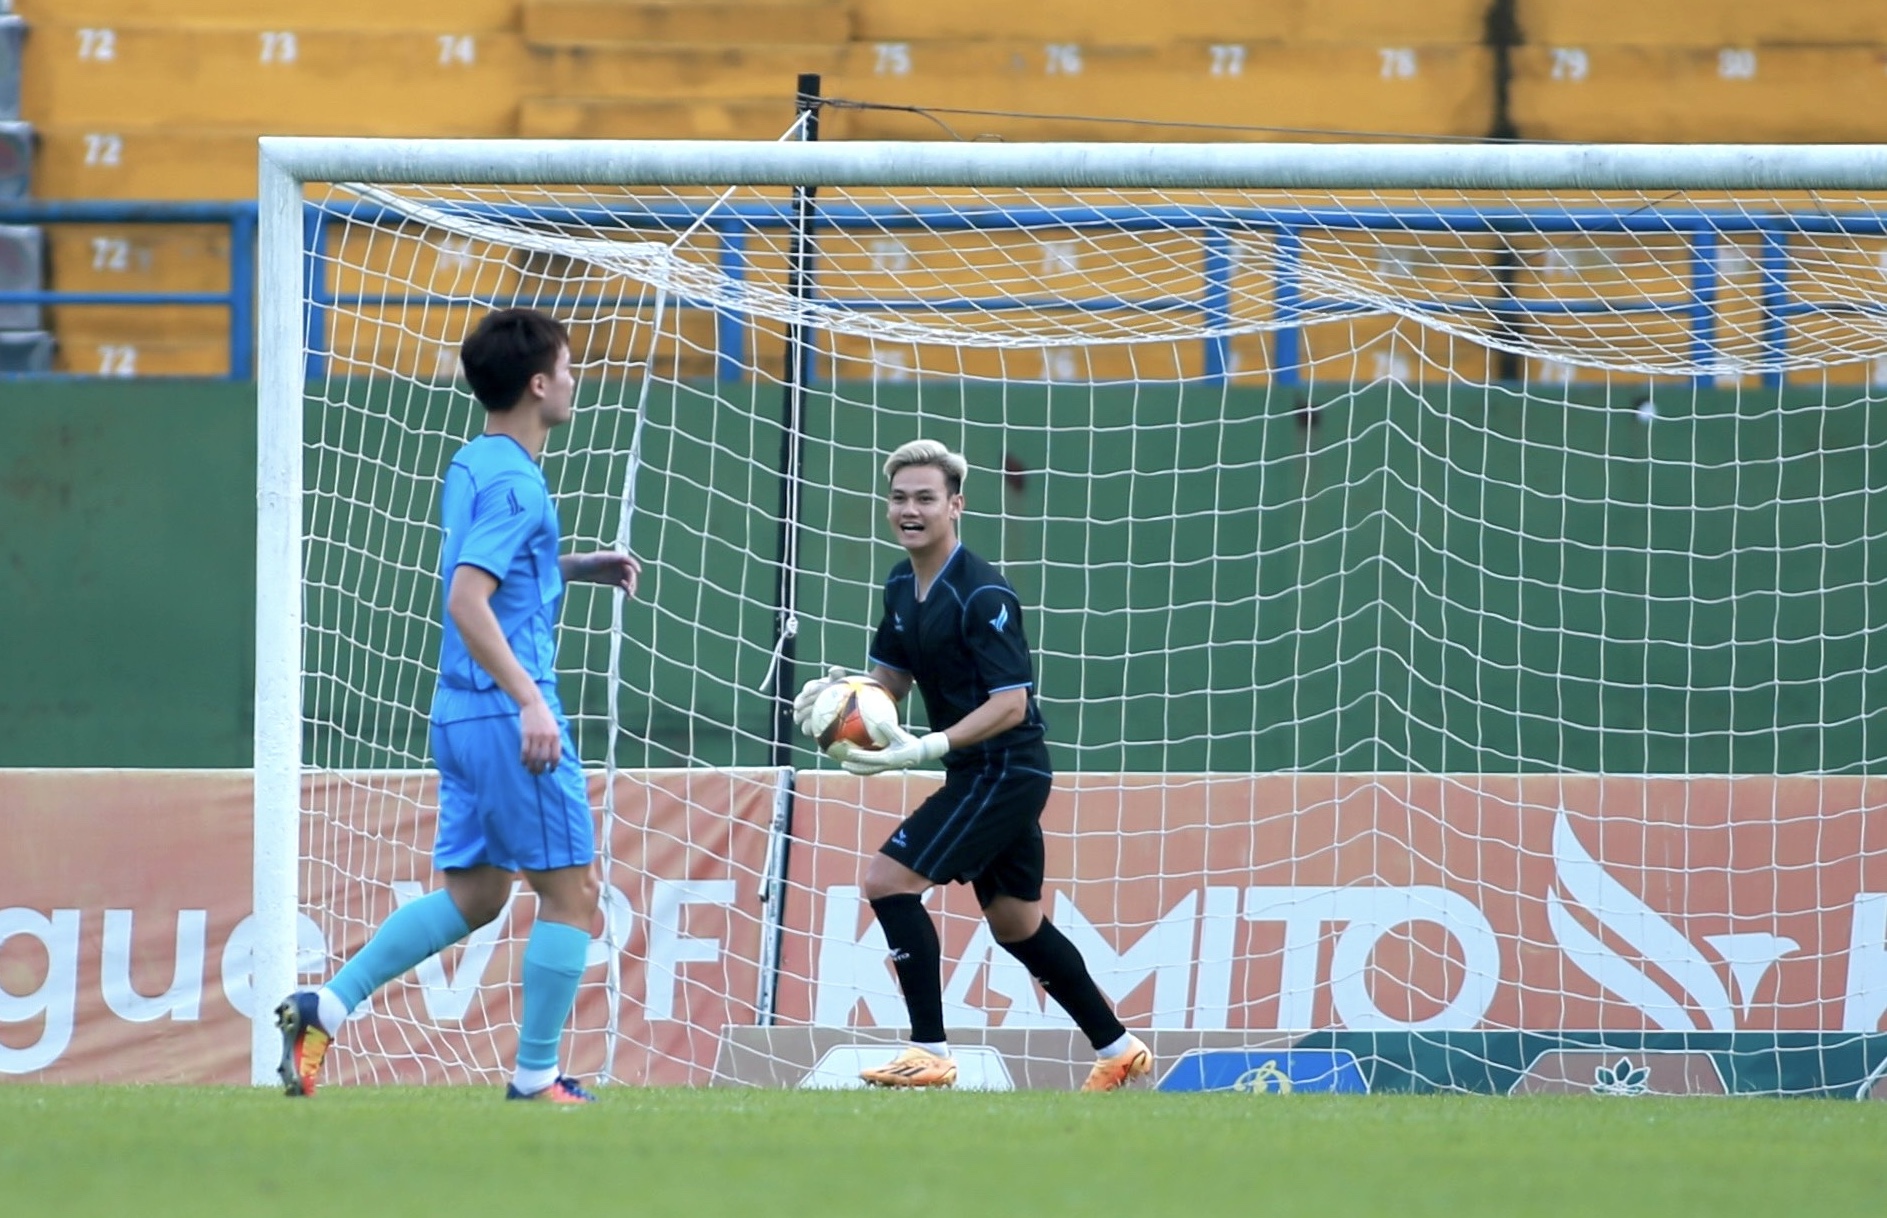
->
<box><xmin>252</xmin><ymin>135</ymin><xmax>1887</xmax><ymax>1085</ymax></box>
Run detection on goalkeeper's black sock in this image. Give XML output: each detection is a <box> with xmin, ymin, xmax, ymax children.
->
<box><xmin>868</xmin><ymin>893</ymin><xmax>947</xmax><ymax>1045</ymax></box>
<box><xmin>999</xmin><ymin>918</ymin><xmax>1128</xmax><ymax>1052</ymax></box>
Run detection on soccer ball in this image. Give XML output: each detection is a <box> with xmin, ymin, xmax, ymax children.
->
<box><xmin>810</xmin><ymin>677</ymin><xmax>900</xmax><ymax>759</ymax></box>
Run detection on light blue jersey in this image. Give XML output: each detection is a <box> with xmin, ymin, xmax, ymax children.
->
<box><xmin>432</xmin><ymin>434</ymin><xmax>565</xmax><ymax>725</ymax></box>
<box><xmin>428</xmin><ymin>432</ymin><xmax>592</xmax><ymax>873</ymax></box>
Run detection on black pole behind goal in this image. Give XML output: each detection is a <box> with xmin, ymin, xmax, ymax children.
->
<box><xmin>768</xmin><ymin>73</ymin><xmax>822</xmax><ymax>770</ymax></box>
<box><xmin>757</xmin><ymin>74</ymin><xmax>822</xmax><ymax>1025</ymax></box>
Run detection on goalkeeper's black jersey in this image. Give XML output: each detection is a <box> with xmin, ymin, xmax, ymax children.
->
<box><xmin>868</xmin><ymin>544</ymin><xmax>1047</xmax><ymax>768</ymax></box>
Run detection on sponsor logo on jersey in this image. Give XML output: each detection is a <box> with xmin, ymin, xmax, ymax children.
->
<box><xmin>990</xmin><ymin>604</ymin><xmax>1009</xmax><ymax>632</ymax></box>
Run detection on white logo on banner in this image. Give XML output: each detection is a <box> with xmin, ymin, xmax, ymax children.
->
<box><xmin>814</xmin><ymin>883</ymin><xmax>1504</xmax><ymax>1032</ymax></box>
<box><xmin>1241</xmin><ymin>886</ymin><xmax>1501</xmax><ymax>1030</ymax></box>
<box><xmin>1546</xmin><ymin>808</ymin><xmax>1796</xmax><ymax>1031</ymax></box>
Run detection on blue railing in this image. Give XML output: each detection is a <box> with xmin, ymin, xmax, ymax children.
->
<box><xmin>0</xmin><ymin>201</ymin><xmax>257</xmax><ymax>379</ymax></box>
<box><xmin>0</xmin><ymin>197</ymin><xmax>1875</xmax><ymax>389</ymax></box>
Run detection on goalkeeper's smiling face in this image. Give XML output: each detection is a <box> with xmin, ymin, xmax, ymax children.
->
<box><xmin>886</xmin><ymin>465</ymin><xmax>962</xmax><ymax>559</ymax></box>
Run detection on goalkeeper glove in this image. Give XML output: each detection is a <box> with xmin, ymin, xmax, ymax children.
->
<box><xmin>841</xmin><ymin>726</ymin><xmax>951</xmax><ymax>775</ymax></box>
<box><xmin>792</xmin><ymin>665</ymin><xmax>849</xmax><ymax>738</ymax></box>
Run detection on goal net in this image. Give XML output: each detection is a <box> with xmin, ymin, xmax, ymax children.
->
<box><xmin>257</xmin><ymin>140</ymin><xmax>1887</xmax><ymax>1097</ymax></box>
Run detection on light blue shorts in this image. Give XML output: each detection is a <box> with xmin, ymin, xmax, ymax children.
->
<box><xmin>430</xmin><ymin>711</ymin><xmax>595</xmax><ymax>874</ymax></box>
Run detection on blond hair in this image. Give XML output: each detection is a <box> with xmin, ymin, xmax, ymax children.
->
<box><xmin>883</xmin><ymin>439</ymin><xmax>968</xmax><ymax>494</ymax></box>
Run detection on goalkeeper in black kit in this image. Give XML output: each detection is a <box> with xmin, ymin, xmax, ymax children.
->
<box><xmin>794</xmin><ymin>439</ymin><xmax>1151</xmax><ymax>1091</ymax></box>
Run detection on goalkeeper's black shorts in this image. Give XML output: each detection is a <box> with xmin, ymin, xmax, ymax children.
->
<box><xmin>879</xmin><ymin>741</ymin><xmax>1054</xmax><ymax>906</ymax></box>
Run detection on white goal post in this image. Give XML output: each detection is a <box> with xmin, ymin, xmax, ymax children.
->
<box><xmin>256</xmin><ymin>138</ymin><xmax>1887</xmax><ymax>1092</ymax></box>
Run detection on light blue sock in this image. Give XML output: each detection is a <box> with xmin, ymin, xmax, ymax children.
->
<box><xmin>325</xmin><ymin>889</ymin><xmax>472</xmax><ymax>1018</ymax></box>
<box><xmin>516</xmin><ymin>920</ymin><xmax>589</xmax><ymax>1073</ymax></box>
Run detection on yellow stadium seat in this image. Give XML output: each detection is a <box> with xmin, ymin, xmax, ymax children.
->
<box><xmin>1515</xmin><ymin>0</ymin><xmax>1882</xmax><ymax>48</ymax></box>
<box><xmin>525</xmin><ymin>41</ymin><xmax>1493</xmax><ymax>139</ymax></box>
<box><xmin>55</xmin><ymin>304</ymin><xmax>225</xmax><ymax>342</ymax></box>
<box><xmin>850</xmin><ymin>0</ymin><xmax>1289</xmax><ymax>43</ymax></box>
<box><xmin>527</xmin><ymin>41</ymin><xmax>845</xmax><ymax>99</ymax></box>
<box><xmin>525</xmin><ymin>1</ymin><xmax>852</xmax><ymax>47</ymax></box>
<box><xmin>53</xmin><ymin>328</ymin><xmax>231</xmax><ymax>376</ymax></box>
<box><xmin>830</xmin><ymin>42</ymin><xmax>1491</xmax><ymax>137</ymax></box>
<box><xmin>10</xmin><ymin>0</ymin><xmax>519</xmax><ymax>32</ymax></box>
<box><xmin>1511</xmin><ymin>44</ymin><xmax>1887</xmax><ymax>142</ymax></box>
<box><xmin>45</xmin><ymin>224</ymin><xmax>232</xmax><ymax>295</ymax></box>
<box><xmin>849</xmin><ymin>0</ymin><xmax>1486</xmax><ymax>44</ymax></box>
<box><xmin>519</xmin><ymin>95</ymin><xmax>848</xmax><ymax>139</ymax></box>
<box><xmin>1294</xmin><ymin>0</ymin><xmax>1489</xmax><ymax>44</ymax></box>
<box><xmin>35</xmin><ymin>128</ymin><xmax>265</xmax><ymax>199</ymax></box>
<box><xmin>55</xmin><ymin>332</ymin><xmax>230</xmax><ymax>375</ymax></box>
<box><xmin>20</xmin><ymin>26</ymin><xmax>524</xmax><ymax>135</ymax></box>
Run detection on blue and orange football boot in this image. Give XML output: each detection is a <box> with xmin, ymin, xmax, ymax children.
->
<box><xmin>274</xmin><ymin>991</ymin><xmax>332</xmax><ymax>1098</ymax></box>
<box><xmin>504</xmin><ymin>1075</ymin><xmax>596</xmax><ymax>1104</ymax></box>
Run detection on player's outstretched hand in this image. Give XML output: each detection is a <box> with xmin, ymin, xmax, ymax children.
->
<box><xmin>792</xmin><ymin>665</ymin><xmax>849</xmax><ymax>737</ymax></box>
<box><xmin>841</xmin><ymin>727</ymin><xmax>950</xmax><ymax>775</ymax></box>
<box><xmin>568</xmin><ymin>549</ymin><xmax>641</xmax><ymax>597</ymax></box>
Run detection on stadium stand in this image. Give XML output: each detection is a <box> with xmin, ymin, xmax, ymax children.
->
<box><xmin>524</xmin><ymin>41</ymin><xmax>1492</xmax><ymax>142</ymax></box>
<box><xmin>9</xmin><ymin>0</ymin><xmax>1887</xmax><ymax>375</ymax></box>
<box><xmin>1510</xmin><ymin>44</ymin><xmax>1887</xmax><ymax>143</ymax></box>
<box><xmin>11</xmin><ymin>2</ymin><xmax>524</xmax><ymax>372</ymax></box>
<box><xmin>847</xmin><ymin>0</ymin><xmax>1488</xmax><ymax>44</ymax></box>
<box><xmin>526</xmin><ymin>0</ymin><xmax>852</xmax><ymax>44</ymax></box>
<box><xmin>1512</xmin><ymin>0</ymin><xmax>1884</xmax><ymax>47</ymax></box>
<box><xmin>0</xmin><ymin>2</ymin><xmax>48</xmax><ymax>370</ymax></box>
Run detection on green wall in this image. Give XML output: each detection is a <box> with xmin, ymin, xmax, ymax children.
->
<box><xmin>1</xmin><ymin>382</ymin><xmax>258</xmax><ymax>767</ymax></box>
<box><xmin>5</xmin><ymin>378</ymin><xmax>1885</xmax><ymax>773</ymax></box>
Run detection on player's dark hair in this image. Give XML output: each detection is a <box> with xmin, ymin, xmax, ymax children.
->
<box><xmin>460</xmin><ymin>308</ymin><xmax>569</xmax><ymax>411</ymax></box>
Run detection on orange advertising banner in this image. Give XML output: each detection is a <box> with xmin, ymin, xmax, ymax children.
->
<box><xmin>7</xmin><ymin>769</ymin><xmax>1887</xmax><ymax>1086</ymax></box>
<box><xmin>777</xmin><ymin>772</ymin><xmax>1887</xmax><ymax>1035</ymax></box>
<box><xmin>0</xmin><ymin>768</ymin><xmax>778</xmax><ymax>1084</ymax></box>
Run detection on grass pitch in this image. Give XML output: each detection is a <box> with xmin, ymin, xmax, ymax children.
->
<box><xmin>1</xmin><ymin>1085</ymin><xmax>1879</xmax><ymax>1217</ymax></box>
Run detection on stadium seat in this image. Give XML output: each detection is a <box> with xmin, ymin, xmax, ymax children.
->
<box><xmin>525</xmin><ymin>1</ymin><xmax>853</xmax><ymax>47</ymax></box>
<box><xmin>1511</xmin><ymin>44</ymin><xmax>1887</xmax><ymax>142</ymax></box>
<box><xmin>527</xmin><ymin>40</ymin><xmax>847</xmax><ymax>99</ymax></box>
<box><xmin>852</xmin><ymin>0</ymin><xmax>1287</xmax><ymax>43</ymax></box>
<box><xmin>39</xmin><ymin>220</ymin><xmax>232</xmax><ymax>376</ymax></box>
<box><xmin>45</xmin><ymin>223</ymin><xmax>231</xmax><ymax>299</ymax></box>
<box><xmin>526</xmin><ymin>41</ymin><xmax>1494</xmax><ymax>140</ymax></box>
<box><xmin>9</xmin><ymin>0</ymin><xmax>518</xmax><ymax>31</ymax></box>
<box><xmin>1514</xmin><ymin>0</ymin><xmax>1882</xmax><ymax>47</ymax></box>
<box><xmin>834</xmin><ymin>42</ymin><xmax>1491</xmax><ymax>138</ymax></box>
<box><xmin>20</xmin><ymin>26</ymin><xmax>525</xmax><ymax>135</ymax></box>
<box><xmin>1293</xmin><ymin>0</ymin><xmax>1489</xmax><ymax>43</ymax></box>
<box><xmin>41</xmin><ymin>217</ymin><xmax>236</xmax><ymax>368</ymax></box>
<box><xmin>850</xmin><ymin>0</ymin><xmax>1487</xmax><ymax>44</ymax></box>
<box><xmin>54</xmin><ymin>302</ymin><xmax>225</xmax><ymax>344</ymax></box>
<box><xmin>52</xmin><ymin>331</ymin><xmax>228</xmax><ymax>375</ymax></box>
<box><xmin>520</xmin><ymin>95</ymin><xmax>850</xmax><ymax>140</ymax></box>
<box><xmin>34</xmin><ymin>128</ymin><xmax>260</xmax><ymax>199</ymax></box>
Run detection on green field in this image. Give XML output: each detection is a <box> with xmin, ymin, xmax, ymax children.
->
<box><xmin>1</xmin><ymin>1086</ymin><xmax>1879</xmax><ymax>1217</ymax></box>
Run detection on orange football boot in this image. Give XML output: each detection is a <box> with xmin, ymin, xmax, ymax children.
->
<box><xmin>1080</xmin><ymin>1034</ymin><xmax>1152</xmax><ymax>1092</ymax></box>
<box><xmin>859</xmin><ymin>1045</ymin><xmax>959</xmax><ymax>1088</ymax></box>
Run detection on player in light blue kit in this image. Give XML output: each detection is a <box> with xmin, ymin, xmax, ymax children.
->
<box><xmin>275</xmin><ymin>308</ymin><xmax>639</xmax><ymax>1103</ymax></box>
